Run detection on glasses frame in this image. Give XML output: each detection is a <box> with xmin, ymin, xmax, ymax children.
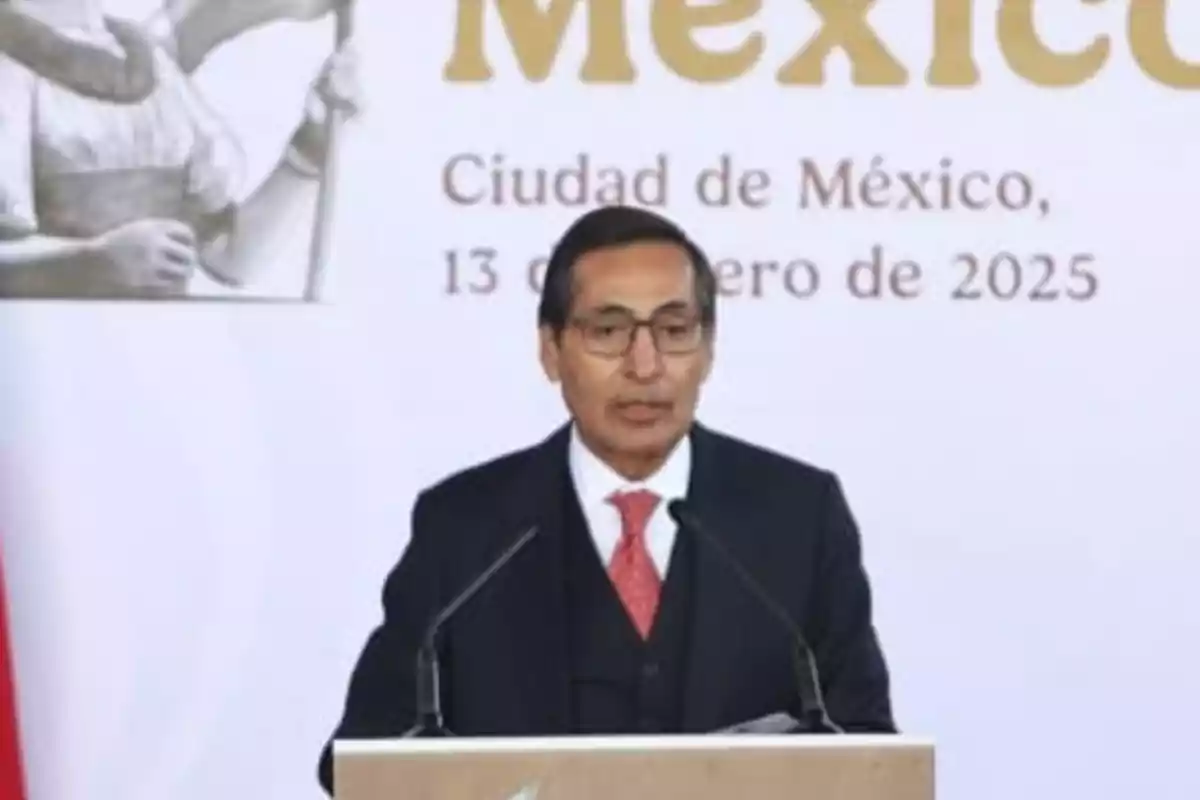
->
<box><xmin>568</xmin><ymin>310</ymin><xmax>707</xmax><ymax>358</ymax></box>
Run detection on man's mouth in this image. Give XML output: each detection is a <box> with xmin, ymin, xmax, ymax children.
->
<box><xmin>612</xmin><ymin>400</ymin><xmax>672</xmax><ymax>423</ymax></box>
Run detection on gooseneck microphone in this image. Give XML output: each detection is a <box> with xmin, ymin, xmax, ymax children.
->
<box><xmin>402</xmin><ymin>524</ymin><xmax>540</xmax><ymax>738</ymax></box>
<box><xmin>666</xmin><ymin>499</ymin><xmax>843</xmax><ymax>734</ymax></box>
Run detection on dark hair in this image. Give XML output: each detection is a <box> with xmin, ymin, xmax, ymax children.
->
<box><xmin>537</xmin><ymin>205</ymin><xmax>717</xmax><ymax>332</ymax></box>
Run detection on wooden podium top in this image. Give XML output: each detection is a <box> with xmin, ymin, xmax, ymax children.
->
<box><xmin>334</xmin><ymin>734</ymin><xmax>935</xmax><ymax>800</ymax></box>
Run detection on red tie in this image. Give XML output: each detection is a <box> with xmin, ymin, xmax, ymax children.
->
<box><xmin>606</xmin><ymin>489</ymin><xmax>662</xmax><ymax>640</ymax></box>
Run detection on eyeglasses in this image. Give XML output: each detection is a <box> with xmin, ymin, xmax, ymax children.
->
<box><xmin>569</xmin><ymin>310</ymin><xmax>705</xmax><ymax>357</ymax></box>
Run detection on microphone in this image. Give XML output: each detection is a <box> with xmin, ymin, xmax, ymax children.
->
<box><xmin>666</xmin><ymin>499</ymin><xmax>843</xmax><ymax>734</ymax></box>
<box><xmin>403</xmin><ymin>524</ymin><xmax>539</xmax><ymax>738</ymax></box>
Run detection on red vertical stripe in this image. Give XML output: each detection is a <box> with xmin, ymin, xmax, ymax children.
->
<box><xmin>0</xmin><ymin>559</ymin><xmax>26</xmax><ymax>800</ymax></box>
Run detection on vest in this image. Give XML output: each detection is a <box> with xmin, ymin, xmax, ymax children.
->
<box><xmin>559</xmin><ymin>476</ymin><xmax>696</xmax><ymax>734</ymax></box>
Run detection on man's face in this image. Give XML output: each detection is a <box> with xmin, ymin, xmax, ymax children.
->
<box><xmin>539</xmin><ymin>241</ymin><xmax>713</xmax><ymax>474</ymax></box>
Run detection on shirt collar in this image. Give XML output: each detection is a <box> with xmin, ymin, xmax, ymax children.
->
<box><xmin>568</xmin><ymin>423</ymin><xmax>691</xmax><ymax>510</ymax></box>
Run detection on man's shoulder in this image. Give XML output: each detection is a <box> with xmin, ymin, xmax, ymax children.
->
<box><xmin>417</xmin><ymin>434</ymin><xmax>554</xmax><ymax>509</ymax></box>
<box><xmin>700</xmin><ymin>425</ymin><xmax>835</xmax><ymax>492</ymax></box>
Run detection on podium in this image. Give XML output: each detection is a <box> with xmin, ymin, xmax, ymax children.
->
<box><xmin>333</xmin><ymin>734</ymin><xmax>934</xmax><ymax>800</ymax></box>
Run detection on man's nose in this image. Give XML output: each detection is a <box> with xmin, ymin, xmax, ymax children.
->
<box><xmin>625</xmin><ymin>327</ymin><xmax>663</xmax><ymax>380</ymax></box>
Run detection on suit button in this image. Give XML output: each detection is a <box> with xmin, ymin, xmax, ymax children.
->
<box><xmin>642</xmin><ymin>662</ymin><xmax>660</xmax><ymax>679</ymax></box>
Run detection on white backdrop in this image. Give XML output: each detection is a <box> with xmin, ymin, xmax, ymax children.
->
<box><xmin>3</xmin><ymin>1</ymin><xmax>1200</xmax><ymax>798</ymax></box>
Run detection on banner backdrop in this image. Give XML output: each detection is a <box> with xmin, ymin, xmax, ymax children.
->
<box><xmin>2</xmin><ymin>1</ymin><xmax>1199</xmax><ymax>798</ymax></box>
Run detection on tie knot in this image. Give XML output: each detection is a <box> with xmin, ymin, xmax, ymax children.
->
<box><xmin>607</xmin><ymin>489</ymin><xmax>660</xmax><ymax>539</ymax></box>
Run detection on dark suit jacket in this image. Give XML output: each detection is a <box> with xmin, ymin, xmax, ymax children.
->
<box><xmin>317</xmin><ymin>423</ymin><xmax>895</xmax><ymax>793</ymax></box>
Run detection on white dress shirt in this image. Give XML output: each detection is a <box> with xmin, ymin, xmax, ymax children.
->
<box><xmin>567</xmin><ymin>426</ymin><xmax>692</xmax><ymax>577</ymax></box>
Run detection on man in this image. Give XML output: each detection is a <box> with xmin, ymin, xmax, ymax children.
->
<box><xmin>317</xmin><ymin>206</ymin><xmax>896</xmax><ymax>794</ymax></box>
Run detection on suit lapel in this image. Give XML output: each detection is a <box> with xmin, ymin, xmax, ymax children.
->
<box><xmin>492</xmin><ymin>425</ymin><xmax>573</xmax><ymax>733</ymax></box>
<box><xmin>680</xmin><ymin>424</ymin><xmax>756</xmax><ymax>731</ymax></box>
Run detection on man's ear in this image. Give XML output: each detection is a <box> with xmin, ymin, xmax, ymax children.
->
<box><xmin>538</xmin><ymin>325</ymin><xmax>561</xmax><ymax>383</ymax></box>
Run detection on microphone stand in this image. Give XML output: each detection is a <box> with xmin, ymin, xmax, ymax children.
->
<box><xmin>668</xmin><ymin>500</ymin><xmax>844</xmax><ymax>735</ymax></box>
<box><xmin>402</xmin><ymin>642</ymin><xmax>453</xmax><ymax>738</ymax></box>
<box><xmin>789</xmin><ymin>642</ymin><xmax>842</xmax><ymax>734</ymax></box>
<box><xmin>400</xmin><ymin>524</ymin><xmax>540</xmax><ymax>738</ymax></box>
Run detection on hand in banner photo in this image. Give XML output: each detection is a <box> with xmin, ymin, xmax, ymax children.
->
<box><xmin>0</xmin><ymin>0</ymin><xmax>362</xmax><ymax>301</ymax></box>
